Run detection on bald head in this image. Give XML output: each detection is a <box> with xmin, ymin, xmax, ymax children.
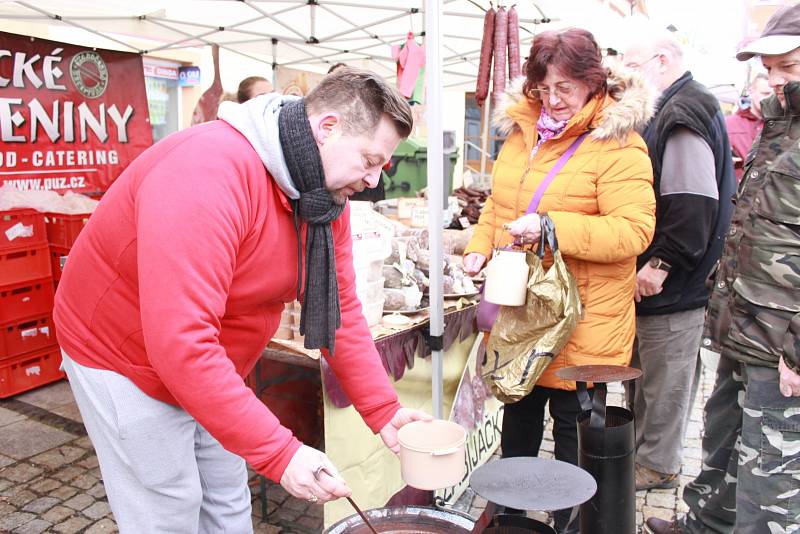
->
<box><xmin>623</xmin><ymin>30</ymin><xmax>686</xmax><ymax>93</ymax></box>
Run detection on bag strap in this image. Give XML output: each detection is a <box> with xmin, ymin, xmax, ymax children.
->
<box><xmin>525</xmin><ymin>132</ymin><xmax>589</xmax><ymax>215</ymax></box>
<box><xmin>536</xmin><ymin>214</ymin><xmax>558</xmax><ymax>259</ymax></box>
<box><xmin>577</xmin><ymin>381</ymin><xmax>607</xmax><ymax>430</ymax></box>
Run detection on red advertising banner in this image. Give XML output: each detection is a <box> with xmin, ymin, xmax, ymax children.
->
<box><xmin>0</xmin><ymin>31</ymin><xmax>153</xmax><ymax>193</ymax></box>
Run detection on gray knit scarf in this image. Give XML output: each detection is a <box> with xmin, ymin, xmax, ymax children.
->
<box><xmin>278</xmin><ymin>99</ymin><xmax>345</xmax><ymax>355</ymax></box>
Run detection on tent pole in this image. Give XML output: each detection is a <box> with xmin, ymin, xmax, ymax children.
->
<box><xmin>271</xmin><ymin>38</ymin><xmax>278</xmax><ymax>88</ymax></box>
<box><xmin>243</xmin><ymin>0</ymin><xmax>309</xmax><ymax>41</ymax></box>
<box><xmin>310</xmin><ymin>2</ymin><xmax>316</xmax><ymax>41</ymax></box>
<box><xmin>424</xmin><ymin>0</ymin><xmax>444</xmax><ymax>421</ymax></box>
<box><xmin>321</xmin><ymin>1</ymin><xmax>412</xmax><ymax>13</ymax></box>
<box><xmin>15</xmin><ymin>0</ymin><xmax>140</xmax><ymax>52</ymax></box>
<box><xmin>479</xmin><ymin>101</ymin><xmax>490</xmax><ymax>187</ymax></box>
<box><xmin>319</xmin><ymin>11</ymin><xmax>410</xmax><ymax>42</ymax></box>
<box><xmin>317</xmin><ymin>4</ymin><xmax>396</xmax><ymax>50</ymax></box>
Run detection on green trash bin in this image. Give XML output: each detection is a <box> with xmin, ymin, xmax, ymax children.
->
<box><xmin>383</xmin><ymin>138</ymin><xmax>459</xmax><ymax>200</ymax></box>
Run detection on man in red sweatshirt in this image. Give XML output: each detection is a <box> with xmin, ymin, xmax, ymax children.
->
<box><xmin>725</xmin><ymin>73</ymin><xmax>771</xmax><ymax>180</ymax></box>
<box><xmin>53</xmin><ymin>68</ymin><xmax>429</xmax><ymax>533</ymax></box>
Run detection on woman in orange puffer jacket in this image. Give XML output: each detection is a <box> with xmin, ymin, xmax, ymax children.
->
<box><xmin>464</xmin><ymin>28</ymin><xmax>656</xmax><ymax>531</ymax></box>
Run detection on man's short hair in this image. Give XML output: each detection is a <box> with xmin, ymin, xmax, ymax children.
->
<box><xmin>305</xmin><ymin>67</ymin><xmax>413</xmax><ymax>139</ymax></box>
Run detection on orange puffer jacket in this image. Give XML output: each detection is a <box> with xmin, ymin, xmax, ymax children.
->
<box><xmin>466</xmin><ymin>67</ymin><xmax>657</xmax><ymax>390</ymax></box>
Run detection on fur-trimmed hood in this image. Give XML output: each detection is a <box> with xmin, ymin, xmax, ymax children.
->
<box><xmin>493</xmin><ymin>64</ymin><xmax>656</xmax><ymax>144</ymax></box>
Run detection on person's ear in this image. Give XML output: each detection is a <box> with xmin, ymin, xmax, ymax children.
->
<box><xmin>657</xmin><ymin>53</ymin><xmax>668</xmax><ymax>72</ymax></box>
<box><xmin>315</xmin><ymin>113</ymin><xmax>342</xmax><ymax>144</ymax></box>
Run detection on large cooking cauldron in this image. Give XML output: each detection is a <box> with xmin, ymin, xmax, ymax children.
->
<box><xmin>483</xmin><ymin>514</ymin><xmax>556</xmax><ymax>534</ymax></box>
<box><xmin>322</xmin><ymin>506</ymin><xmax>474</xmax><ymax>534</ymax></box>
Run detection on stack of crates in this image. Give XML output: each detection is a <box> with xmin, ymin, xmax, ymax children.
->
<box><xmin>44</xmin><ymin>212</ymin><xmax>90</xmax><ymax>287</ymax></box>
<box><xmin>0</xmin><ymin>208</ymin><xmax>63</xmax><ymax>398</ymax></box>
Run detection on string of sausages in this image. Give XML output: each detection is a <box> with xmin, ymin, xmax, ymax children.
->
<box><xmin>475</xmin><ymin>3</ymin><xmax>521</xmax><ymax>107</ymax></box>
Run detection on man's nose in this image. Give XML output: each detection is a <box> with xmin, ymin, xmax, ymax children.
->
<box><xmin>769</xmin><ymin>71</ymin><xmax>786</xmax><ymax>91</ymax></box>
<box><xmin>364</xmin><ymin>171</ymin><xmax>381</xmax><ymax>189</ymax></box>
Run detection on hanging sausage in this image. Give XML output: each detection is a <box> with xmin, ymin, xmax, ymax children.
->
<box><xmin>475</xmin><ymin>4</ymin><xmax>496</xmax><ymax>107</ymax></box>
<box><xmin>491</xmin><ymin>6</ymin><xmax>508</xmax><ymax>105</ymax></box>
<box><xmin>477</xmin><ymin>3</ymin><xmax>522</xmax><ymax>107</ymax></box>
<box><xmin>507</xmin><ymin>6</ymin><xmax>521</xmax><ymax>80</ymax></box>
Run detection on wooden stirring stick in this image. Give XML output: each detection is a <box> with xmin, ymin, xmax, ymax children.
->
<box><xmin>345</xmin><ymin>495</ymin><xmax>380</xmax><ymax>534</ymax></box>
<box><xmin>315</xmin><ymin>467</ymin><xmax>380</xmax><ymax>534</ymax></box>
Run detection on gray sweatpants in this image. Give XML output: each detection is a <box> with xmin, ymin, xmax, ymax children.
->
<box><xmin>61</xmin><ymin>352</ymin><xmax>253</xmax><ymax>534</ymax></box>
<box><xmin>629</xmin><ymin>308</ymin><xmax>705</xmax><ymax>474</ymax></box>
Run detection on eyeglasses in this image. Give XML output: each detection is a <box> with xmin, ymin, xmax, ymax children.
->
<box><xmin>529</xmin><ymin>82</ymin><xmax>578</xmax><ymax>100</ymax></box>
<box><xmin>624</xmin><ymin>54</ymin><xmax>660</xmax><ymax>71</ymax></box>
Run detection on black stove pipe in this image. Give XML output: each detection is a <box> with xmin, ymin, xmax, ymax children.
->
<box><xmin>576</xmin><ymin>382</ymin><xmax>636</xmax><ymax>534</ymax></box>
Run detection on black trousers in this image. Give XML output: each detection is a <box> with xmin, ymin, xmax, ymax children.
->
<box><xmin>501</xmin><ymin>385</ymin><xmax>585</xmax><ymax>533</ymax></box>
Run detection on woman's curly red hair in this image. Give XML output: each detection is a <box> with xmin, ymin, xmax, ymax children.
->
<box><xmin>522</xmin><ymin>28</ymin><xmax>608</xmax><ymax>100</ymax></box>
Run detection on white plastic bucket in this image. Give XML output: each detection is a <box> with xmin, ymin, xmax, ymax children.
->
<box><xmin>397</xmin><ymin>420</ymin><xmax>466</xmax><ymax>490</ymax></box>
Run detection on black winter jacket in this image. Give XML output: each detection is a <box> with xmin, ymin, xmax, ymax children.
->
<box><xmin>637</xmin><ymin>71</ymin><xmax>736</xmax><ymax>316</ymax></box>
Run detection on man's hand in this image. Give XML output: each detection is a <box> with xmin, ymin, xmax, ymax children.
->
<box><xmin>635</xmin><ymin>264</ymin><xmax>668</xmax><ymax>303</ymax></box>
<box><xmin>464</xmin><ymin>253</ymin><xmax>487</xmax><ymax>276</ymax></box>
<box><xmin>279</xmin><ymin>445</ymin><xmax>351</xmax><ymax>504</ymax></box>
<box><xmin>778</xmin><ymin>357</ymin><xmax>800</xmax><ymax>397</ymax></box>
<box><xmin>505</xmin><ymin>213</ymin><xmax>542</xmax><ymax>245</ymax></box>
<box><xmin>379</xmin><ymin>407</ymin><xmax>434</xmax><ymax>454</ymax></box>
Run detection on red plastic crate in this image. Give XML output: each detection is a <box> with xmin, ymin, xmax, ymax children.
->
<box><xmin>0</xmin><ymin>244</ymin><xmax>51</xmax><ymax>286</ymax></box>
<box><xmin>0</xmin><ymin>209</ymin><xmax>47</xmax><ymax>252</ymax></box>
<box><xmin>0</xmin><ymin>277</ymin><xmax>54</xmax><ymax>324</ymax></box>
<box><xmin>49</xmin><ymin>246</ymin><xmax>70</xmax><ymax>282</ymax></box>
<box><xmin>44</xmin><ymin>213</ymin><xmax>91</xmax><ymax>248</ymax></box>
<box><xmin>1</xmin><ymin>313</ymin><xmax>56</xmax><ymax>360</ymax></box>
<box><xmin>0</xmin><ymin>345</ymin><xmax>65</xmax><ymax>398</ymax></box>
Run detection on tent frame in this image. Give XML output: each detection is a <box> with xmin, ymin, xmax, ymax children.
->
<box><xmin>4</xmin><ymin>0</ymin><xmax>555</xmax><ymax>86</ymax></box>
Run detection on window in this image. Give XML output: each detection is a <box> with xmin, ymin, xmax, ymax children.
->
<box><xmin>143</xmin><ymin>59</ymin><xmax>182</xmax><ymax>143</ymax></box>
<box><xmin>463</xmin><ymin>94</ymin><xmax>505</xmax><ymax>181</ymax></box>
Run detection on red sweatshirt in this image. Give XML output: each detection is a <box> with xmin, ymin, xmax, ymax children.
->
<box><xmin>725</xmin><ymin>107</ymin><xmax>763</xmax><ymax>181</ymax></box>
<box><xmin>53</xmin><ymin>121</ymin><xmax>401</xmax><ymax>482</ymax></box>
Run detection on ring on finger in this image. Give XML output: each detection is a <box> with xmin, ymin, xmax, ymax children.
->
<box><xmin>307</xmin><ymin>493</ymin><xmax>319</xmax><ymax>503</ymax></box>
<box><xmin>313</xmin><ymin>465</ymin><xmax>326</xmax><ymax>480</ymax></box>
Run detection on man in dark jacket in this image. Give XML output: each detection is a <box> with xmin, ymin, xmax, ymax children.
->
<box><xmin>623</xmin><ymin>34</ymin><xmax>736</xmax><ymax>491</ymax></box>
<box><xmin>645</xmin><ymin>4</ymin><xmax>800</xmax><ymax>533</ymax></box>
<box><xmin>726</xmin><ymin>73</ymin><xmax>771</xmax><ymax>180</ymax></box>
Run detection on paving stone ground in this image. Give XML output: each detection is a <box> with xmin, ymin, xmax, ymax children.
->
<box><xmin>0</xmin><ymin>362</ymin><xmax>716</xmax><ymax>533</ymax></box>
<box><xmin>457</xmin><ymin>361</ymin><xmax>718</xmax><ymax>531</ymax></box>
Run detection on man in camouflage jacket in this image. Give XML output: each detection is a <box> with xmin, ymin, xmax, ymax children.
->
<box><xmin>646</xmin><ymin>4</ymin><xmax>800</xmax><ymax>534</ymax></box>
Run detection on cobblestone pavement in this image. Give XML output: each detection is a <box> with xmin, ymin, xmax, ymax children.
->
<box><xmin>457</xmin><ymin>360</ymin><xmax>718</xmax><ymax>531</ymax></box>
<box><xmin>1</xmin><ymin>361</ymin><xmax>717</xmax><ymax>533</ymax></box>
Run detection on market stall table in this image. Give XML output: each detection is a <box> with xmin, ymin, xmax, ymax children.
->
<box><xmin>250</xmin><ymin>302</ymin><xmax>480</xmax><ymax>524</ymax></box>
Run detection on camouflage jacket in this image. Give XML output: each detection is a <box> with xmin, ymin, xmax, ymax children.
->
<box><xmin>703</xmin><ymin>82</ymin><xmax>800</xmax><ymax>371</ymax></box>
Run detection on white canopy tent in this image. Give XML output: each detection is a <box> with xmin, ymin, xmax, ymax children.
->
<box><xmin>0</xmin><ymin>1</ymin><xmax>636</xmax><ymax>87</ymax></box>
<box><xmin>1</xmin><ymin>0</ymin><xmax>640</xmax><ymax>418</ymax></box>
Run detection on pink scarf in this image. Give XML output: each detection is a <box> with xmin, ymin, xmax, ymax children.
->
<box><xmin>530</xmin><ymin>108</ymin><xmax>568</xmax><ymax>159</ymax></box>
<box><xmin>536</xmin><ymin>108</ymin><xmax>568</xmax><ymax>145</ymax></box>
